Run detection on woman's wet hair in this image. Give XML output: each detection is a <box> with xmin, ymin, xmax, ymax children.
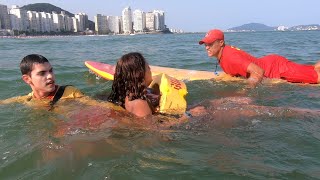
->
<box><xmin>108</xmin><ymin>52</ymin><xmax>148</xmax><ymax>107</ymax></box>
<box><xmin>20</xmin><ymin>54</ymin><xmax>49</xmax><ymax>75</ymax></box>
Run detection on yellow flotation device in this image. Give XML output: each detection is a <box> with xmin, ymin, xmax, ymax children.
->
<box><xmin>148</xmin><ymin>73</ymin><xmax>187</xmax><ymax>115</ymax></box>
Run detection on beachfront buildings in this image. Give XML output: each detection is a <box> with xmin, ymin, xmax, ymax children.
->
<box><xmin>95</xmin><ymin>6</ymin><xmax>166</xmax><ymax>34</ymax></box>
<box><xmin>52</xmin><ymin>11</ymin><xmax>88</xmax><ymax>32</ymax></box>
<box><xmin>2</xmin><ymin>4</ymin><xmax>88</xmax><ymax>34</ymax></box>
<box><xmin>1</xmin><ymin>3</ymin><xmax>167</xmax><ymax>35</ymax></box>
<box><xmin>10</xmin><ymin>5</ymin><xmax>29</xmax><ymax>32</ymax></box>
<box><xmin>95</xmin><ymin>14</ymin><xmax>121</xmax><ymax>34</ymax></box>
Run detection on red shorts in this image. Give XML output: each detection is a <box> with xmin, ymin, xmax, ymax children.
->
<box><xmin>280</xmin><ymin>61</ymin><xmax>318</xmax><ymax>83</ymax></box>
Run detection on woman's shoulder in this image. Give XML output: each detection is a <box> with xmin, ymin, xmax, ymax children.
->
<box><xmin>125</xmin><ymin>98</ymin><xmax>152</xmax><ymax>117</ymax></box>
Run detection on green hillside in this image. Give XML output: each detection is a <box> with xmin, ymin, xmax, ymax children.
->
<box><xmin>21</xmin><ymin>3</ymin><xmax>74</xmax><ymax>16</ymax></box>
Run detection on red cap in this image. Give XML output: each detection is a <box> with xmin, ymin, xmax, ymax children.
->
<box><xmin>199</xmin><ymin>29</ymin><xmax>224</xmax><ymax>45</ymax></box>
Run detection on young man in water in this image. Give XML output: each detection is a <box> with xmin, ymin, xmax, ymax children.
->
<box><xmin>199</xmin><ymin>29</ymin><xmax>320</xmax><ymax>87</ymax></box>
<box><xmin>0</xmin><ymin>54</ymin><xmax>126</xmax><ymax>135</ymax></box>
<box><xmin>19</xmin><ymin>54</ymin><xmax>83</xmax><ymax>109</ymax></box>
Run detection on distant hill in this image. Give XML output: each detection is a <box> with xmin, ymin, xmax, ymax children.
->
<box><xmin>21</xmin><ymin>3</ymin><xmax>94</xmax><ymax>30</ymax></box>
<box><xmin>21</xmin><ymin>3</ymin><xmax>74</xmax><ymax>16</ymax></box>
<box><xmin>227</xmin><ymin>23</ymin><xmax>275</xmax><ymax>32</ymax></box>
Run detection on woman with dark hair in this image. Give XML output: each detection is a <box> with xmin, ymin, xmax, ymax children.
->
<box><xmin>108</xmin><ymin>52</ymin><xmax>154</xmax><ymax>117</ymax></box>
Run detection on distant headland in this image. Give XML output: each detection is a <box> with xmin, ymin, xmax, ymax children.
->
<box><xmin>226</xmin><ymin>23</ymin><xmax>320</xmax><ymax>32</ymax></box>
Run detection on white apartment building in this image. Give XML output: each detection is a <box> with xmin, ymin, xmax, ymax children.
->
<box><xmin>72</xmin><ymin>17</ymin><xmax>79</xmax><ymax>32</ymax></box>
<box><xmin>27</xmin><ymin>11</ymin><xmax>40</xmax><ymax>32</ymax></box>
<box><xmin>46</xmin><ymin>13</ymin><xmax>54</xmax><ymax>32</ymax></box>
<box><xmin>153</xmin><ymin>10</ymin><xmax>165</xmax><ymax>31</ymax></box>
<box><xmin>57</xmin><ymin>11</ymin><xmax>66</xmax><ymax>31</ymax></box>
<box><xmin>52</xmin><ymin>11</ymin><xmax>61</xmax><ymax>32</ymax></box>
<box><xmin>75</xmin><ymin>13</ymin><xmax>87</xmax><ymax>32</ymax></box>
<box><xmin>107</xmin><ymin>16</ymin><xmax>120</xmax><ymax>34</ymax></box>
<box><xmin>35</xmin><ymin>12</ymin><xmax>42</xmax><ymax>32</ymax></box>
<box><xmin>145</xmin><ymin>12</ymin><xmax>155</xmax><ymax>31</ymax></box>
<box><xmin>10</xmin><ymin>5</ymin><xmax>29</xmax><ymax>31</ymax></box>
<box><xmin>0</xmin><ymin>4</ymin><xmax>11</xmax><ymax>29</ymax></box>
<box><xmin>133</xmin><ymin>9</ymin><xmax>145</xmax><ymax>32</ymax></box>
<box><xmin>80</xmin><ymin>13</ymin><xmax>89</xmax><ymax>30</ymax></box>
<box><xmin>60</xmin><ymin>11</ymin><xmax>73</xmax><ymax>32</ymax></box>
<box><xmin>67</xmin><ymin>16</ymin><xmax>74</xmax><ymax>32</ymax></box>
<box><xmin>39</xmin><ymin>12</ymin><xmax>53</xmax><ymax>32</ymax></box>
<box><xmin>122</xmin><ymin>7</ymin><xmax>132</xmax><ymax>34</ymax></box>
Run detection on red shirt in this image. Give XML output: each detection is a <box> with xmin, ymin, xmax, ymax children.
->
<box><xmin>219</xmin><ymin>45</ymin><xmax>290</xmax><ymax>78</ymax></box>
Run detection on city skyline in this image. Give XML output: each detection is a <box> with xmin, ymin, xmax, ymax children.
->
<box><xmin>1</xmin><ymin>0</ymin><xmax>320</xmax><ymax>32</ymax></box>
<box><xmin>0</xmin><ymin>3</ymin><xmax>169</xmax><ymax>35</ymax></box>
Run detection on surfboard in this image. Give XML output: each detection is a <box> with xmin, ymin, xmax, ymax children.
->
<box><xmin>85</xmin><ymin>61</ymin><xmax>223</xmax><ymax>81</ymax></box>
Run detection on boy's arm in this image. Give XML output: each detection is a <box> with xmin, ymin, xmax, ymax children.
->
<box><xmin>0</xmin><ymin>95</ymin><xmax>30</xmax><ymax>105</ymax></box>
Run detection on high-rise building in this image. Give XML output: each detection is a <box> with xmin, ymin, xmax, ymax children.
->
<box><xmin>46</xmin><ymin>13</ymin><xmax>54</xmax><ymax>32</ymax></box>
<box><xmin>145</xmin><ymin>12</ymin><xmax>155</xmax><ymax>31</ymax></box>
<box><xmin>133</xmin><ymin>9</ymin><xmax>145</xmax><ymax>32</ymax></box>
<box><xmin>72</xmin><ymin>17</ymin><xmax>78</xmax><ymax>32</ymax></box>
<box><xmin>10</xmin><ymin>5</ymin><xmax>28</xmax><ymax>31</ymax></box>
<box><xmin>52</xmin><ymin>11</ymin><xmax>61</xmax><ymax>32</ymax></box>
<box><xmin>153</xmin><ymin>10</ymin><xmax>165</xmax><ymax>31</ymax></box>
<box><xmin>39</xmin><ymin>12</ymin><xmax>52</xmax><ymax>32</ymax></box>
<box><xmin>35</xmin><ymin>12</ymin><xmax>42</xmax><ymax>32</ymax></box>
<box><xmin>94</xmin><ymin>14</ymin><xmax>108</xmax><ymax>34</ymax></box>
<box><xmin>0</xmin><ymin>4</ymin><xmax>11</xmax><ymax>29</ymax></box>
<box><xmin>60</xmin><ymin>11</ymin><xmax>68</xmax><ymax>31</ymax></box>
<box><xmin>81</xmin><ymin>13</ymin><xmax>89</xmax><ymax>30</ymax></box>
<box><xmin>75</xmin><ymin>13</ymin><xmax>87</xmax><ymax>32</ymax></box>
<box><xmin>110</xmin><ymin>16</ymin><xmax>120</xmax><ymax>34</ymax></box>
<box><xmin>122</xmin><ymin>7</ymin><xmax>132</xmax><ymax>34</ymax></box>
<box><xmin>27</xmin><ymin>11</ymin><xmax>40</xmax><ymax>32</ymax></box>
<box><xmin>107</xmin><ymin>16</ymin><xmax>120</xmax><ymax>34</ymax></box>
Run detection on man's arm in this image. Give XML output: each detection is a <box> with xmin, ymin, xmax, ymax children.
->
<box><xmin>246</xmin><ymin>62</ymin><xmax>265</xmax><ymax>88</ymax></box>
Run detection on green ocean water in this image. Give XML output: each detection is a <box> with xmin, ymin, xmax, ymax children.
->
<box><xmin>0</xmin><ymin>31</ymin><xmax>320</xmax><ymax>179</ymax></box>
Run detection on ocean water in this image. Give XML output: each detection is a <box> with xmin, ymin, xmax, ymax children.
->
<box><xmin>0</xmin><ymin>31</ymin><xmax>320</xmax><ymax>179</ymax></box>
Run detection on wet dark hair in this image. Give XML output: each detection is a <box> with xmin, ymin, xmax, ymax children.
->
<box><xmin>108</xmin><ymin>52</ymin><xmax>148</xmax><ymax>108</ymax></box>
<box><xmin>20</xmin><ymin>54</ymin><xmax>49</xmax><ymax>75</ymax></box>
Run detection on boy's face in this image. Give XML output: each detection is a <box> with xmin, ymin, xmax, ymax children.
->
<box><xmin>22</xmin><ymin>62</ymin><xmax>56</xmax><ymax>96</ymax></box>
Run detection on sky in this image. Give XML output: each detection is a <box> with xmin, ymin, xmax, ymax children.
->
<box><xmin>1</xmin><ymin>0</ymin><xmax>319</xmax><ymax>32</ymax></box>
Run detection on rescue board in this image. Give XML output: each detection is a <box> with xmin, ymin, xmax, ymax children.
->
<box><xmin>85</xmin><ymin>61</ymin><xmax>223</xmax><ymax>81</ymax></box>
